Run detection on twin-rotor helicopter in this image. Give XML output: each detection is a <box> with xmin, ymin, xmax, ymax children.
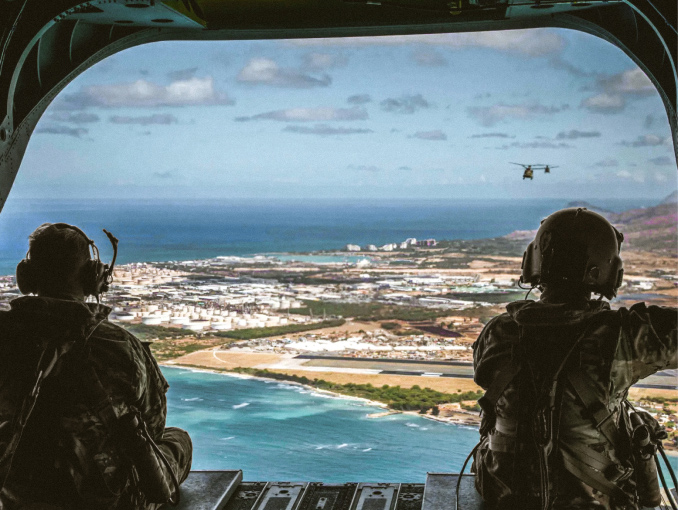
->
<box><xmin>510</xmin><ymin>163</ymin><xmax>559</xmax><ymax>180</ymax></box>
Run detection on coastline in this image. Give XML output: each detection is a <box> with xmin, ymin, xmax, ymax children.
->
<box><xmin>162</xmin><ymin>362</ymin><xmax>479</xmax><ymax>428</ymax></box>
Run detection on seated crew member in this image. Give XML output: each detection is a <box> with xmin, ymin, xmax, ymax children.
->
<box><xmin>471</xmin><ymin>208</ymin><xmax>677</xmax><ymax>510</ymax></box>
<box><xmin>0</xmin><ymin>223</ymin><xmax>192</xmax><ymax>509</ymax></box>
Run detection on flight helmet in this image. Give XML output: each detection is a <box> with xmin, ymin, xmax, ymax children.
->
<box><xmin>520</xmin><ymin>208</ymin><xmax>624</xmax><ymax>299</ymax></box>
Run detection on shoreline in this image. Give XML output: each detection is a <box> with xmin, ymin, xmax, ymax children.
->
<box><xmin>162</xmin><ymin>362</ymin><xmax>479</xmax><ymax>428</ymax></box>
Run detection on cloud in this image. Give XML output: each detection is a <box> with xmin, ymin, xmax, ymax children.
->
<box><xmin>648</xmin><ymin>156</ymin><xmax>674</xmax><ymax>166</ymax></box>
<box><xmin>235</xmin><ymin>106</ymin><xmax>368</xmax><ymax>122</ymax></box>
<box><xmin>620</xmin><ymin>134</ymin><xmax>669</xmax><ymax>147</ymax></box>
<box><xmin>555</xmin><ymin>129</ymin><xmax>601</xmax><ymax>140</ymax></box>
<box><xmin>237</xmin><ymin>58</ymin><xmax>331</xmax><ymax>88</ymax></box>
<box><xmin>109</xmin><ymin>114</ymin><xmax>178</xmax><ymax>125</ymax></box>
<box><xmin>283</xmin><ymin>124</ymin><xmax>373</xmax><ymax>136</ymax></box>
<box><xmin>302</xmin><ymin>52</ymin><xmax>348</xmax><ymax>70</ymax></box>
<box><xmin>59</xmin><ymin>77</ymin><xmax>233</xmax><ymax>108</ymax></box>
<box><xmin>644</xmin><ymin>114</ymin><xmax>655</xmax><ymax>129</ymax></box>
<box><xmin>152</xmin><ymin>171</ymin><xmax>176</xmax><ymax>179</ymax></box>
<box><xmin>167</xmin><ymin>67</ymin><xmax>199</xmax><ymax>81</ymax></box>
<box><xmin>347</xmin><ymin>94</ymin><xmax>371</xmax><ymax>105</ymax></box>
<box><xmin>48</xmin><ymin>112</ymin><xmax>100</xmax><ymax>123</ymax></box>
<box><xmin>348</xmin><ymin>164</ymin><xmax>381</xmax><ymax>172</ymax></box>
<box><xmin>581</xmin><ymin>68</ymin><xmax>655</xmax><ymax>114</ymax></box>
<box><xmin>398</xmin><ymin>166</ymin><xmax>412</xmax><ymax>171</ymax></box>
<box><xmin>35</xmin><ymin>125</ymin><xmax>88</xmax><ymax>138</ymax></box>
<box><xmin>469</xmin><ymin>132</ymin><xmax>514</xmax><ymax>139</ymax></box>
<box><xmin>547</xmin><ymin>55</ymin><xmax>592</xmax><ymax>77</ymax></box>
<box><xmin>581</xmin><ymin>93</ymin><xmax>626</xmax><ymax>114</ymax></box>
<box><xmin>412</xmin><ymin>49</ymin><xmax>447</xmax><ymax>67</ymax></box>
<box><xmin>468</xmin><ymin>103</ymin><xmax>567</xmax><ymax>127</ymax></box>
<box><xmin>380</xmin><ymin>94</ymin><xmax>431</xmax><ymax>114</ymax></box>
<box><xmin>410</xmin><ymin>130</ymin><xmax>447</xmax><ymax>141</ymax></box>
<box><xmin>593</xmin><ymin>158</ymin><xmax>619</xmax><ymax>167</ymax></box>
<box><xmin>496</xmin><ymin>140</ymin><xmax>573</xmax><ymax>149</ymax></box>
<box><xmin>286</xmin><ymin>29</ymin><xmax>564</xmax><ymax>57</ymax></box>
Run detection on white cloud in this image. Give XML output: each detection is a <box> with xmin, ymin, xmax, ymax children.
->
<box><xmin>285</xmin><ymin>29</ymin><xmax>564</xmax><ymax>57</ymax></box>
<box><xmin>581</xmin><ymin>93</ymin><xmax>625</xmax><ymax>114</ymax></box>
<box><xmin>283</xmin><ymin>124</ymin><xmax>372</xmax><ymax>136</ymax></box>
<box><xmin>410</xmin><ymin>130</ymin><xmax>447</xmax><ymax>141</ymax></box>
<box><xmin>620</xmin><ymin>134</ymin><xmax>669</xmax><ymax>147</ymax></box>
<box><xmin>302</xmin><ymin>52</ymin><xmax>348</xmax><ymax>70</ymax></box>
<box><xmin>581</xmin><ymin>68</ymin><xmax>656</xmax><ymax>114</ymax></box>
<box><xmin>235</xmin><ymin>106</ymin><xmax>368</xmax><ymax>122</ymax></box>
<box><xmin>237</xmin><ymin>58</ymin><xmax>331</xmax><ymax>88</ymax></box>
<box><xmin>381</xmin><ymin>94</ymin><xmax>431</xmax><ymax>114</ymax></box>
<box><xmin>468</xmin><ymin>103</ymin><xmax>567</xmax><ymax>127</ymax></box>
<box><xmin>109</xmin><ymin>114</ymin><xmax>178</xmax><ymax>125</ymax></box>
<box><xmin>60</xmin><ymin>77</ymin><xmax>233</xmax><ymax>108</ymax></box>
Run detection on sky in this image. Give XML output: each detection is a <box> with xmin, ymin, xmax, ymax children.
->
<box><xmin>12</xmin><ymin>27</ymin><xmax>678</xmax><ymax>202</ymax></box>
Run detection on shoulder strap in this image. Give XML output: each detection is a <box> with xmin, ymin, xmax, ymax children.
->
<box><xmin>566</xmin><ymin>368</ymin><xmax>620</xmax><ymax>445</ymax></box>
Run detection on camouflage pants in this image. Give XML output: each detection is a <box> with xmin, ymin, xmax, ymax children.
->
<box><xmin>0</xmin><ymin>427</ymin><xmax>192</xmax><ymax>510</ymax></box>
<box><xmin>147</xmin><ymin>427</ymin><xmax>192</xmax><ymax>510</ymax></box>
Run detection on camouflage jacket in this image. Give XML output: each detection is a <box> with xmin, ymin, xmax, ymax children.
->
<box><xmin>0</xmin><ymin>296</ymin><xmax>169</xmax><ymax>509</ymax></box>
<box><xmin>472</xmin><ymin>299</ymin><xmax>677</xmax><ymax>510</ymax></box>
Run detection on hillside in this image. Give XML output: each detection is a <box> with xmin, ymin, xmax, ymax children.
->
<box><xmin>609</xmin><ymin>201</ymin><xmax>677</xmax><ymax>255</ymax></box>
<box><xmin>495</xmin><ymin>194</ymin><xmax>677</xmax><ymax>256</ymax></box>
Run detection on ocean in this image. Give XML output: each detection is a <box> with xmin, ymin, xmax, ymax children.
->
<box><xmin>0</xmin><ymin>197</ymin><xmax>655</xmax><ymax>275</ymax></box>
<box><xmin>163</xmin><ymin>368</ymin><xmax>678</xmax><ymax>484</ymax></box>
<box><xmin>163</xmin><ymin>367</ymin><xmax>480</xmax><ymax>482</ymax></box>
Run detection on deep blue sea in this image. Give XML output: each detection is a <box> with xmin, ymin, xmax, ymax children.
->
<box><xmin>0</xmin><ymin>197</ymin><xmax>656</xmax><ymax>275</ymax></box>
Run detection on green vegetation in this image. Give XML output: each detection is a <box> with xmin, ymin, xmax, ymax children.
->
<box><xmin>380</xmin><ymin>322</ymin><xmax>400</xmax><ymax>330</ymax></box>
<box><xmin>213</xmin><ymin>319</ymin><xmax>345</xmax><ymax>340</ymax></box>
<box><xmin>228</xmin><ymin>368</ymin><xmax>483</xmax><ymax>413</ymax></box>
<box><xmin>290</xmin><ymin>300</ymin><xmax>452</xmax><ymax>322</ymax></box>
<box><xmin>126</xmin><ymin>323</ymin><xmax>189</xmax><ymax>341</ymax></box>
<box><xmin>150</xmin><ymin>338</ymin><xmax>231</xmax><ymax>362</ymax></box>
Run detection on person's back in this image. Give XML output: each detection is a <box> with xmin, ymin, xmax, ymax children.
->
<box><xmin>0</xmin><ymin>223</ymin><xmax>192</xmax><ymax>509</ymax></box>
<box><xmin>471</xmin><ymin>208</ymin><xmax>677</xmax><ymax>510</ymax></box>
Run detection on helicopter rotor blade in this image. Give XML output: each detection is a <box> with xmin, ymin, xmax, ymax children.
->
<box><xmin>509</xmin><ymin>162</ymin><xmax>528</xmax><ymax>168</ymax></box>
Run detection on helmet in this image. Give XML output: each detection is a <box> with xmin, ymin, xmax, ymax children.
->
<box><xmin>521</xmin><ymin>208</ymin><xmax>624</xmax><ymax>299</ymax></box>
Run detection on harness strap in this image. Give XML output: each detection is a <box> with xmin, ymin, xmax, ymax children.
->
<box><xmin>566</xmin><ymin>368</ymin><xmax>620</xmax><ymax>446</ymax></box>
<box><xmin>495</xmin><ymin>416</ymin><xmax>518</xmax><ymax>436</ymax></box>
<box><xmin>488</xmin><ymin>432</ymin><xmax>517</xmax><ymax>453</ymax></box>
<box><xmin>560</xmin><ymin>443</ymin><xmax>632</xmax><ymax>504</ymax></box>
<box><xmin>0</xmin><ymin>319</ymin><xmax>104</xmax><ymax>492</ymax></box>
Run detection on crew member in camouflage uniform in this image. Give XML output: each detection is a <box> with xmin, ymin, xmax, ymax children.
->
<box><xmin>472</xmin><ymin>208</ymin><xmax>677</xmax><ymax>510</ymax></box>
<box><xmin>0</xmin><ymin>223</ymin><xmax>192</xmax><ymax>509</ymax></box>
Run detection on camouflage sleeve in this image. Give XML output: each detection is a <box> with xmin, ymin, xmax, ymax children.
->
<box><xmin>91</xmin><ymin>322</ymin><xmax>169</xmax><ymax>441</ymax></box>
<box><xmin>473</xmin><ymin>314</ymin><xmax>516</xmax><ymax>389</ymax></box>
<box><xmin>621</xmin><ymin>303</ymin><xmax>678</xmax><ymax>380</ymax></box>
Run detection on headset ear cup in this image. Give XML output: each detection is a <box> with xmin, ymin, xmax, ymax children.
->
<box><xmin>80</xmin><ymin>260</ymin><xmax>101</xmax><ymax>297</ymax></box>
<box><xmin>16</xmin><ymin>259</ymin><xmax>38</xmax><ymax>295</ymax></box>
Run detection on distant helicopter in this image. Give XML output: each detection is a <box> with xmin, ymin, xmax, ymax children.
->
<box><xmin>510</xmin><ymin>163</ymin><xmax>559</xmax><ymax>180</ymax></box>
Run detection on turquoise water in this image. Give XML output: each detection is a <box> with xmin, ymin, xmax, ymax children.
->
<box><xmin>163</xmin><ymin>367</ymin><xmax>678</xmax><ymax>485</ymax></box>
<box><xmin>271</xmin><ymin>254</ymin><xmax>371</xmax><ymax>264</ymax></box>
<box><xmin>162</xmin><ymin>367</ymin><xmax>479</xmax><ymax>482</ymax></box>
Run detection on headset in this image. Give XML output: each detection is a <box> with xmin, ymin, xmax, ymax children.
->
<box><xmin>16</xmin><ymin>223</ymin><xmax>119</xmax><ymax>298</ymax></box>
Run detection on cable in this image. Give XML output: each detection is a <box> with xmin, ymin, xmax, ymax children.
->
<box><xmin>0</xmin><ymin>0</ymin><xmax>29</xmax><ymax>78</ymax></box>
<box><xmin>655</xmin><ymin>453</ymin><xmax>678</xmax><ymax>510</ymax></box>
<box><xmin>455</xmin><ymin>443</ymin><xmax>480</xmax><ymax>510</ymax></box>
<box><xmin>639</xmin><ymin>0</ymin><xmax>678</xmax><ymax>35</ymax></box>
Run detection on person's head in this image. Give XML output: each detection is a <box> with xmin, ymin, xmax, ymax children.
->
<box><xmin>520</xmin><ymin>208</ymin><xmax>624</xmax><ymax>302</ymax></box>
<box><xmin>16</xmin><ymin>223</ymin><xmax>103</xmax><ymax>301</ymax></box>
